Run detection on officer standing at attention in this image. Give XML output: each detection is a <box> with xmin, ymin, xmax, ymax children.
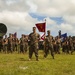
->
<box><xmin>28</xmin><ymin>27</ymin><xmax>40</xmax><ymax>61</ymax></box>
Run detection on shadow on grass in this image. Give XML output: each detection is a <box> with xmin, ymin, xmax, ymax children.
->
<box><xmin>19</xmin><ymin>58</ymin><xmax>27</xmax><ymax>61</ymax></box>
<box><xmin>18</xmin><ymin>58</ymin><xmax>35</xmax><ymax>61</ymax></box>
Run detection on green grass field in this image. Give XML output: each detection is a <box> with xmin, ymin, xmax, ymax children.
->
<box><xmin>0</xmin><ymin>51</ymin><xmax>75</xmax><ymax>75</ymax></box>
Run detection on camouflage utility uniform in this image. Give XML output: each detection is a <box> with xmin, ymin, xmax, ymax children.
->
<box><xmin>28</xmin><ymin>32</ymin><xmax>40</xmax><ymax>61</ymax></box>
<box><xmin>20</xmin><ymin>35</ymin><xmax>25</xmax><ymax>54</ymax></box>
<box><xmin>44</xmin><ymin>30</ymin><xmax>54</xmax><ymax>59</ymax></box>
<box><xmin>8</xmin><ymin>35</ymin><xmax>13</xmax><ymax>53</ymax></box>
<box><xmin>24</xmin><ymin>36</ymin><xmax>28</xmax><ymax>53</ymax></box>
<box><xmin>3</xmin><ymin>35</ymin><xmax>8</xmax><ymax>53</ymax></box>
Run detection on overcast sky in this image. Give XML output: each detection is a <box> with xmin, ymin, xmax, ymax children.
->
<box><xmin>0</xmin><ymin>0</ymin><xmax>75</xmax><ymax>38</ymax></box>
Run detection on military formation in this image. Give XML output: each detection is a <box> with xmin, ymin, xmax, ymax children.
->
<box><xmin>0</xmin><ymin>27</ymin><xmax>75</xmax><ymax>61</ymax></box>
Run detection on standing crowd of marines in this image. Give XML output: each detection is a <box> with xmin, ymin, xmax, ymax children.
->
<box><xmin>0</xmin><ymin>27</ymin><xmax>75</xmax><ymax>61</ymax></box>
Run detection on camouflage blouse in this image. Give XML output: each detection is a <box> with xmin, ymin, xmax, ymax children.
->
<box><xmin>28</xmin><ymin>32</ymin><xmax>40</xmax><ymax>45</ymax></box>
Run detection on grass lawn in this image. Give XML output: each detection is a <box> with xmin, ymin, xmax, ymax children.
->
<box><xmin>0</xmin><ymin>51</ymin><xmax>75</xmax><ymax>75</ymax></box>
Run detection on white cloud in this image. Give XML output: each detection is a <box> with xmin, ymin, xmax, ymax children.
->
<box><xmin>0</xmin><ymin>11</ymin><xmax>37</xmax><ymax>37</ymax></box>
<box><xmin>27</xmin><ymin>0</ymin><xmax>75</xmax><ymax>36</ymax></box>
<box><xmin>0</xmin><ymin>0</ymin><xmax>29</xmax><ymax>12</ymax></box>
<box><xmin>47</xmin><ymin>23</ymin><xmax>74</xmax><ymax>36</ymax></box>
<box><xmin>26</xmin><ymin>0</ymin><xmax>37</xmax><ymax>13</ymax></box>
<box><xmin>31</xmin><ymin>0</ymin><xmax>75</xmax><ymax>16</ymax></box>
<box><xmin>46</xmin><ymin>17</ymin><xmax>56</xmax><ymax>25</ymax></box>
<box><xmin>0</xmin><ymin>0</ymin><xmax>75</xmax><ymax>37</ymax></box>
<box><xmin>63</xmin><ymin>16</ymin><xmax>75</xmax><ymax>25</ymax></box>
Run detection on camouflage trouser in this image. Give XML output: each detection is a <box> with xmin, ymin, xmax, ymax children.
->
<box><xmin>15</xmin><ymin>44</ymin><xmax>18</xmax><ymax>51</ymax></box>
<box><xmin>68</xmin><ymin>45</ymin><xmax>74</xmax><ymax>54</ymax></box>
<box><xmin>0</xmin><ymin>44</ymin><xmax>2</xmax><ymax>52</ymax></box>
<box><xmin>12</xmin><ymin>43</ymin><xmax>15</xmax><ymax>51</ymax></box>
<box><xmin>73</xmin><ymin>44</ymin><xmax>75</xmax><ymax>50</ymax></box>
<box><xmin>62</xmin><ymin>45</ymin><xmax>69</xmax><ymax>53</ymax></box>
<box><xmin>24</xmin><ymin>43</ymin><xmax>28</xmax><ymax>53</ymax></box>
<box><xmin>56</xmin><ymin>44</ymin><xmax>61</xmax><ymax>54</ymax></box>
<box><xmin>29</xmin><ymin>44</ymin><xmax>38</xmax><ymax>60</ymax></box>
<box><xmin>53</xmin><ymin>44</ymin><xmax>57</xmax><ymax>53</ymax></box>
<box><xmin>3</xmin><ymin>44</ymin><xmax>8</xmax><ymax>53</ymax></box>
<box><xmin>20</xmin><ymin>45</ymin><xmax>25</xmax><ymax>53</ymax></box>
<box><xmin>8</xmin><ymin>44</ymin><xmax>13</xmax><ymax>53</ymax></box>
<box><xmin>44</xmin><ymin>44</ymin><xmax>54</xmax><ymax>59</ymax></box>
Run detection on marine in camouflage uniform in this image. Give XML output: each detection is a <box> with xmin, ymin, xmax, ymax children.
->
<box><xmin>14</xmin><ymin>37</ymin><xmax>19</xmax><ymax>52</ymax></box>
<box><xmin>0</xmin><ymin>37</ymin><xmax>3</xmax><ymax>52</ymax></box>
<box><xmin>73</xmin><ymin>38</ymin><xmax>75</xmax><ymax>50</ymax></box>
<box><xmin>20</xmin><ymin>34</ymin><xmax>25</xmax><ymax>54</ymax></box>
<box><xmin>8</xmin><ymin>33</ymin><xmax>13</xmax><ymax>53</ymax></box>
<box><xmin>44</xmin><ymin>30</ymin><xmax>54</xmax><ymax>59</ymax></box>
<box><xmin>52</xmin><ymin>38</ymin><xmax>57</xmax><ymax>54</ymax></box>
<box><xmin>68</xmin><ymin>36</ymin><xmax>74</xmax><ymax>54</ymax></box>
<box><xmin>28</xmin><ymin>27</ymin><xmax>40</xmax><ymax>61</ymax></box>
<box><xmin>56</xmin><ymin>36</ymin><xmax>61</xmax><ymax>54</ymax></box>
<box><xmin>62</xmin><ymin>37</ymin><xmax>69</xmax><ymax>54</ymax></box>
<box><xmin>3</xmin><ymin>35</ymin><xmax>8</xmax><ymax>53</ymax></box>
<box><xmin>12</xmin><ymin>34</ymin><xmax>16</xmax><ymax>52</ymax></box>
<box><xmin>24</xmin><ymin>35</ymin><xmax>28</xmax><ymax>53</ymax></box>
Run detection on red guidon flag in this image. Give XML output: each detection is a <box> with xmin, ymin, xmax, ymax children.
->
<box><xmin>35</xmin><ymin>22</ymin><xmax>46</xmax><ymax>32</ymax></box>
<box><xmin>41</xmin><ymin>33</ymin><xmax>45</xmax><ymax>40</ymax></box>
